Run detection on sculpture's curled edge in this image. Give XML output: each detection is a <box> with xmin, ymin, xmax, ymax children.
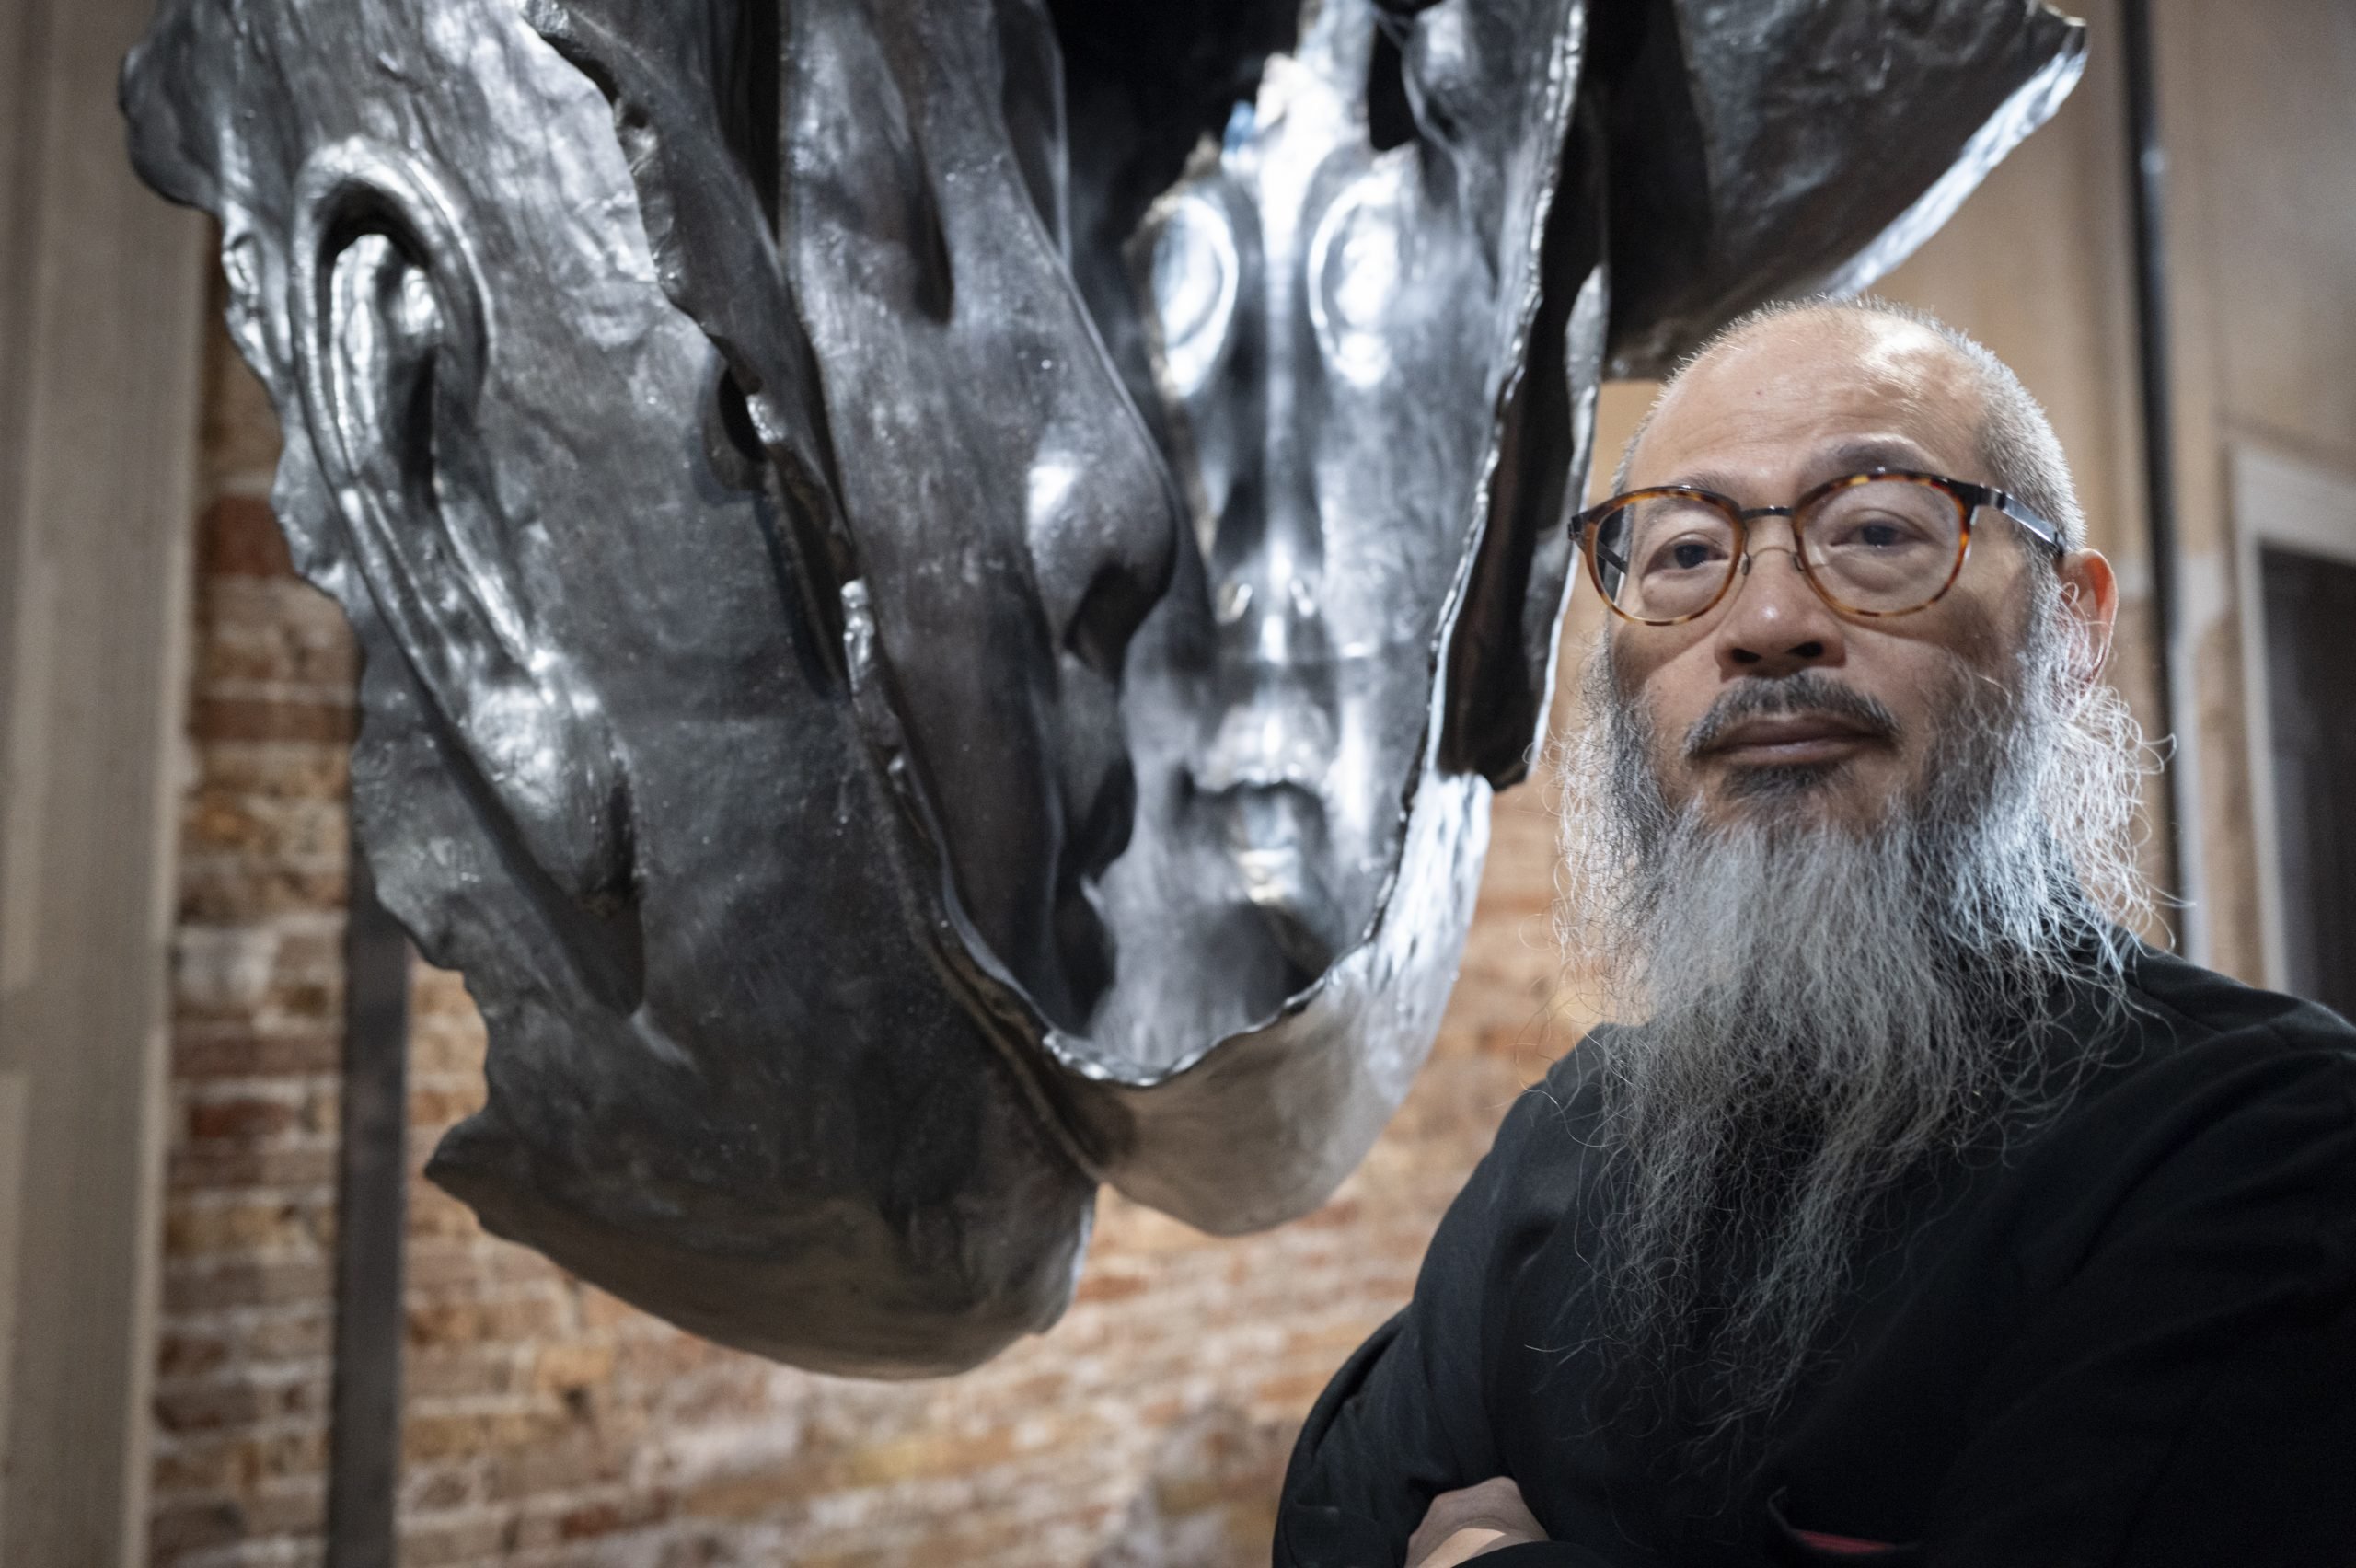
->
<box><xmin>121</xmin><ymin>0</ymin><xmax>2086</xmax><ymax>1373</ymax></box>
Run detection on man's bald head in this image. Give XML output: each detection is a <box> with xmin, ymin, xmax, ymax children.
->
<box><xmin>1613</xmin><ymin>296</ymin><xmax>2085</xmax><ymax>551</ymax></box>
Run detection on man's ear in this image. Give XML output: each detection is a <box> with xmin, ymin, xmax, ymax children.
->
<box><xmin>290</xmin><ymin>139</ymin><xmax>631</xmax><ymax>908</ymax></box>
<box><xmin>2056</xmin><ymin>547</ymin><xmax>2119</xmax><ymax>680</ymax></box>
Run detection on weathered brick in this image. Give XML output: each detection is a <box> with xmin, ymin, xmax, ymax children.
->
<box><xmin>402</xmin><ymin>1464</ymin><xmax>479</xmax><ymax>1515</ymax></box>
<box><xmin>168</xmin><ymin>1142</ymin><xmax>338</xmax><ymax>1193</ymax></box>
<box><xmin>158</xmin><ymin>1329</ymin><xmax>234</xmax><ymax>1381</ymax></box>
<box><xmin>177</xmin><ymin>861</ymin><xmax>351</xmax><ymax>925</ymax></box>
<box><xmin>196</xmin><ymin>743</ymin><xmax>350</xmax><ymax>802</ymax></box>
<box><xmin>191</xmin><ymin>697</ymin><xmax>358</xmax><ymax>746</ymax></box>
<box><xmin>187</xmin><ymin>1096</ymin><xmax>299</xmax><ymax>1143</ymax></box>
<box><xmin>393</xmin><ymin>1511</ymin><xmax>514</xmax><ymax>1568</ymax></box>
<box><xmin>151</xmin><ymin>1497</ymin><xmax>249</xmax><ymax>1556</ymax></box>
<box><xmin>155</xmin><ymin>1380</ymin><xmax>268</xmax><ymax>1435</ymax></box>
<box><xmin>405</xmin><ymin>1084</ymin><xmax>482</xmax><ymax>1127</ymax></box>
<box><xmin>241</xmin><ymin>1482</ymin><xmax>329</xmax><ymax>1539</ymax></box>
<box><xmin>403</xmin><ymin>1408</ymin><xmax>572</xmax><ymax>1466</ymax></box>
<box><xmin>251</xmin><ymin>1314</ymin><xmax>336</xmax><ymax>1363</ymax></box>
<box><xmin>163</xmin><ymin>1257</ymin><xmax>333</xmax><ymax>1315</ymax></box>
<box><xmin>153</xmin><ymin>1426</ymin><xmax>328</xmax><ymax>1497</ymax></box>
<box><xmin>164</xmin><ymin>1194</ymin><xmax>330</xmax><ymax>1258</ymax></box>
<box><xmin>174</xmin><ymin>1027</ymin><xmax>341</xmax><ymax>1080</ymax></box>
<box><xmin>405</xmin><ymin>1185</ymin><xmax>484</xmax><ymax>1241</ymax></box>
<box><xmin>479</xmin><ymin>1432</ymin><xmax>629</xmax><ymax>1504</ymax></box>
<box><xmin>529</xmin><ymin>1342</ymin><xmax>613</xmax><ymax>1396</ymax></box>
<box><xmin>198</xmin><ymin>311</ymin><xmax>284</xmax><ymax>487</ymax></box>
<box><xmin>554</xmin><ymin>1491</ymin><xmax>670</xmax><ymax>1541</ymax></box>
<box><xmin>405</xmin><ymin>1290</ymin><xmax>570</xmax><ymax>1350</ymax></box>
<box><xmin>198</xmin><ymin>495</ymin><xmax>297</xmax><ymax>580</ymax></box>
<box><xmin>1071</xmin><ymin>1270</ymin><xmax>1148</xmax><ymax>1305</ymax></box>
<box><xmin>182</xmin><ymin>792</ymin><xmax>348</xmax><ymax>869</ymax></box>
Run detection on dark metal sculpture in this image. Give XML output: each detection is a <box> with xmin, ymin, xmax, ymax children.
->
<box><xmin>122</xmin><ymin>0</ymin><xmax>2085</xmax><ymax>1374</ymax></box>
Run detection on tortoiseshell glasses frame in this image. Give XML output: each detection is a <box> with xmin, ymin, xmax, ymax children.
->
<box><xmin>1567</xmin><ymin>468</ymin><xmax>2070</xmax><ymax>628</ymax></box>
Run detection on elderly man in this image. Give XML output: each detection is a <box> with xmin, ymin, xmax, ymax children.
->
<box><xmin>1275</xmin><ymin>300</ymin><xmax>2356</xmax><ymax>1567</ymax></box>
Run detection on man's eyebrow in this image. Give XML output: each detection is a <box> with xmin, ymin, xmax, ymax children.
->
<box><xmin>1650</xmin><ymin>467</ymin><xmax>1748</xmax><ymax>498</ymax></box>
<box><xmin>1812</xmin><ymin>437</ymin><xmax>1942</xmax><ymax>482</ymax></box>
<box><xmin>1646</xmin><ymin>439</ymin><xmax>1953</xmax><ymax>502</ymax></box>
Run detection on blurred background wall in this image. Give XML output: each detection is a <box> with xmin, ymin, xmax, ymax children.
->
<box><xmin>0</xmin><ymin>0</ymin><xmax>209</xmax><ymax>1563</ymax></box>
<box><xmin>4</xmin><ymin>1</ymin><xmax>2352</xmax><ymax>1564</ymax></box>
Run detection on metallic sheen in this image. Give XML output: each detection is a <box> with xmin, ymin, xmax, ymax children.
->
<box><xmin>123</xmin><ymin>0</ymin><xmax>2085</xmax><ymax>1373</ymax></box>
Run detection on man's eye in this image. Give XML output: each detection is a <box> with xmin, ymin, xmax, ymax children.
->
<box><xmin>1641</xmin><ymin>535</ymin><xmax>1727</xmax><ymax>575</ymax></box>
<box><xmin>1832</xmin><ymin>515</ymin><xmax>1928</xmax><ymax>550</ymax></box>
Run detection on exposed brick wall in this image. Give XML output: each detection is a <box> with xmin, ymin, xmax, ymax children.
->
<box><xmin>154</xmin><ymin>277</ymin><xmax>357</xmax><ymax>1563</ymax></box>
<box><xmin>149</xmin><ymin>269</ymin><xmax>1587</xmax><ymax>1568</ymax></box>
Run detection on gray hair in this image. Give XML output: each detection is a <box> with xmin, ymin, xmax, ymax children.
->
<box><xmin>1610</xmin><ymin>295</ymin><xmax>2086</xmax><ymax>551</ymax></box>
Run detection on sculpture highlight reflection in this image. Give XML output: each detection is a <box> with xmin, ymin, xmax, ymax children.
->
<box><xmin>123</xmin><ymin>0</ymin><xmax>2085</xmax><ymax>1372</ymax></box>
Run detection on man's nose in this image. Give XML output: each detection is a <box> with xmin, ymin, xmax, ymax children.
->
<box><xmin>1712</xmin><ymin>525</ymin><xmax>1847</xmax><ymax>679</ymax></box>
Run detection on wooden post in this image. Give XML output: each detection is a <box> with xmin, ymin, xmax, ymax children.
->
<box><xmin>324</xmin><ymin>844</ymin><xmax>410</xmax><ymax>1568</ymax></box>
<box><xmin>0</xmin><ymin>0</ymin><xmax>210</xmax><ymax>1562</ymax></box>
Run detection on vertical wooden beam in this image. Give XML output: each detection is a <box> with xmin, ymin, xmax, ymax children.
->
<box><xmin>324</xmin><ymin>845</ymin><xmax>410</xmax><ymax>1568</ymax></box>
<box><xmin>0</xmin><ymin>2</ymin><xmax>208</xmax><ymax>1566</ymax></box>
<box><xmin>2120</xmin><ymin>0</ymin><xmax>2193</xmax><ymax>954</ymax></box>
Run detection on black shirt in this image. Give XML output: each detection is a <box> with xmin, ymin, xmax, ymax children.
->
<box><xmin>1275</xmin><ymin>942</ymin><xmax>2356</xmax><ymax>1566</ymax></box>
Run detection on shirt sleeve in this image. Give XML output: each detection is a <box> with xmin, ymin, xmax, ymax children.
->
<box><xmin>1920</xmin><ymin>1042</ymin><xmax>2356</xmax><ymax>1567</ymax></box>
<box><xmin>1274</xmin><ymin>1068</ymin><xmax>1593</xmax><ymax>1568</ymax></box>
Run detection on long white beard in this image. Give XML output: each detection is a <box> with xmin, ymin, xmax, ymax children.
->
<box><xmin>1550</xmin><ymin>604</ymin><xmax>2154</xmax><ymax>1445</ymax></box>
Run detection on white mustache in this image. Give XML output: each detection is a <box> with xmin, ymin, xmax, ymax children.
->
<box><xmin>1682</xmin><ymin>671</ymin><xmax>1900</xmax><ymax>760</ymax></box>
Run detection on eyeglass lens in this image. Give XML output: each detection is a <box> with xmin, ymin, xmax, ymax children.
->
<box><xmin>1590</xmin><ymin>478</ymin><xmax>1965</xmax><ymax>621</ymax></box>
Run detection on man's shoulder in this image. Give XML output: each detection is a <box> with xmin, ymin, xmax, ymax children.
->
<box><xmin>1447</xmin><ymin>1033</ymin><xmax>1618</xmax><ymax>1211</ymax></box>
<box><xmin>2043</xmin><ymin>939</ymin><xmax>2356</xmax><ymax>1194</ymax></box>
<box><xmin>1512</xmin><ymin>1028</ymin><xmax>1617</xmax><ymax>1141</ymax></box>
<box><xmin>2118</xmin><ymin>937</ymin><xmax>2356</xmax><ymax>1060</ymax></box>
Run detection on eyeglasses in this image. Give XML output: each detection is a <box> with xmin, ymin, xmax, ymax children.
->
<box><xmin>1567</xmin><ymin>469</ymin><xmax>2068</xmax><ymax>627</ymax></box>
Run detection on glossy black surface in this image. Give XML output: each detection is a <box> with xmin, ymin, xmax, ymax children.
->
<box><xmin>122</xmin><ymin>0</ymin><xmax>2083</xmax><ymax>1372</ymax></box>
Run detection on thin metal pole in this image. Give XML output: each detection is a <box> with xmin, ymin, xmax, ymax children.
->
<box><xmin>324</xmin><ymin>829</ymin><xmax>411</xmax><ymax>1568</ymax></box>
<box><xmin>2120</xmin><ymin>0</ymin><xmax>2193</xmax><ymax>954</ymax></box>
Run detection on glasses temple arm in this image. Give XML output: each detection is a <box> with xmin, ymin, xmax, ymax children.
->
<box><xmin>1570</xmin><ymin>514</ymin><xmax>1631</xmax><ymax>577</ymax></box>
<box><xmin>1987</xmin><ymin>489</ymin><xmax>2070</xmax><ymax>558</ymax></box>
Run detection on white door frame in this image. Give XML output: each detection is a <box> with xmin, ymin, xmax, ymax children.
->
<box><xmin>2228</xmin><ymin>441</ymin><xmax>2356</xmax><ymax>993</ymax></box>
